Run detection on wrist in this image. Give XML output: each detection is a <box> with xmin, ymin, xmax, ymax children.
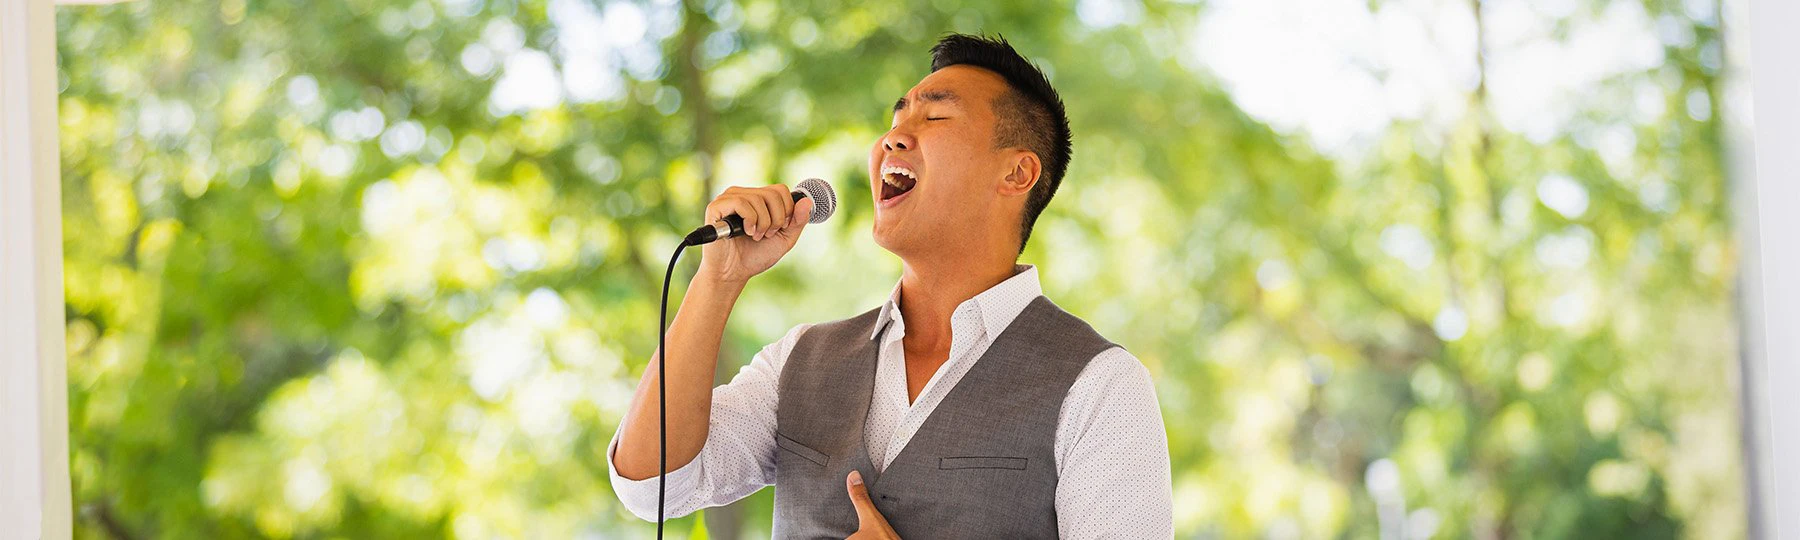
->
<box><xmin>691</xmin><ymin>271</ymin><xmax>749</xmax><ymax>296</ymax></box>
<box><xmin>694</xmin><ymin>258</ymin><xmax>754</xmax><ymax>288</ymax></box>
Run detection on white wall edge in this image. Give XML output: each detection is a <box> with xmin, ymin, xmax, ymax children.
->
<box><xmin>1</xmin><ymin>0</ymin><xmax>71</xmax><ymax>538</ymax></box>
<box><xmin>1743</xmin><ymin>0</ymin><xmax>1800</xmax><ymax>537</ymax></box>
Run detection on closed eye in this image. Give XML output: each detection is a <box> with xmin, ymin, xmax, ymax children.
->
<box><xmin>926</xmin><ymin>117</ymin><xmax>949</xmax><ymax>121</ymax></box>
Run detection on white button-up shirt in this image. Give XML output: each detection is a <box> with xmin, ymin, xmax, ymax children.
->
<box><xmin>608</xmin><ymin>265</ymin><xmax>1173</xmax><ymax>538</ymax></box>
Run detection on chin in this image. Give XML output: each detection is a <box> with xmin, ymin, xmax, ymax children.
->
<box><xmin>871</xmin><ymin>221</ymin><xmax>898</xmax><ymax>252</ymax></box>
<box><xmin>870</xmin><ymin>220</ymin><xmax>916</xmax><ymax>256</ymax></box>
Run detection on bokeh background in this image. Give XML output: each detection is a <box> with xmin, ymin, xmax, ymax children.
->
<box><xmin>53</xmin><ymin>0</ymin><xmax>1746</xmax><ymax>537</ymax></box>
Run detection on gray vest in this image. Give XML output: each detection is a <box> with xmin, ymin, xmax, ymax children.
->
<box><xmin>772</xmin><ymin>296</ymin><xmax>1119</xmax><ymax>539</ymax></box>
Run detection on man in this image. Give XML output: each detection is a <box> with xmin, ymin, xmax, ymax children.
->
<box><xmin>608</xmin><ymin>34</ymin><xmax>1172</xmax><ymax>538</ymax></box>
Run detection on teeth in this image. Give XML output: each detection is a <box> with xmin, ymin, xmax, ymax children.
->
<box><xmin>880</xmin><ymin>165</ymin><xmax>918</xmax><ymax>187</ymax></box>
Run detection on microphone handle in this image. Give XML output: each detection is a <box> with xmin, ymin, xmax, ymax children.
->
<box><xmin>683</xmin><ymin>191</ymin><xmax>810</xmax><ymax>246</ymax></box>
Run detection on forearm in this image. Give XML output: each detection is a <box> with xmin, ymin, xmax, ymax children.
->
<box><xmin>613</xmin><ymin>274</ymin><xmax>745</xmax><ymax>480</ymax></box>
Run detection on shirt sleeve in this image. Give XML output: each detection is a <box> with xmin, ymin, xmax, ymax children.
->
<box><xmin>607</xmin><ymin>323</ymin><xmax>812</xmax><ymax>522</ymax></box>
<box><xmin>1054</xmin><ymin>347</ymin><xmax>1174</xmax><ymax>539</ymax></box>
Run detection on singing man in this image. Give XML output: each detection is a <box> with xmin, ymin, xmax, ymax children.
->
<box><xmin>608</xmin><ymin>34</ymin><xmax>1173</xmax><ymax>538</ymax></box>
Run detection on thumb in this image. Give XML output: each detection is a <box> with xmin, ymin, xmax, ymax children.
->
<box><xmin>778</xmin><ymin>198</ymin><xmax>813</xmax><ymax>241</ymax></box>
<box><xmin>789</xmin><ymin>197</ymin><xmax>814</xmax><ymax>229</ymax></box>
<box><xmin>845</xmin><ymin>470</ymin><xmax>885</xmax><ymax>527</ymax></box>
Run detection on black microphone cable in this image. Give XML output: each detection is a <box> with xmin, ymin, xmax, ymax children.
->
<box><xmin>655</xmin><ymin>241</ymin><xmax>686</xmax><ymax>539</ymax></box>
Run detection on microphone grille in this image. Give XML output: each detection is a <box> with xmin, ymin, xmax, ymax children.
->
<box><xmin>795</xmin><ymin>178</ymin><xmax>836</xmax><ymax>224</ymax></box>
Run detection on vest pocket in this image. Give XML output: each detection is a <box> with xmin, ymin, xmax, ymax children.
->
<box><xmin>775</xmin><ymin>432</ymin><xmax>830</xmax><ymax>467</ymax></box>
<box><xmin>937</xmin><ymin>456</ymin><xmax>1028</xmax><ymax>470</ymax></box>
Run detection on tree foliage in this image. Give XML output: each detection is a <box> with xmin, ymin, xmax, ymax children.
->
<box><xmin>57</xmin><ymin>0</ymin><xmax>1741</xmax><ymax>537</ymax></box>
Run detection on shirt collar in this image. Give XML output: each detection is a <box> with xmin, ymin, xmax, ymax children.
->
<box><xmin>871</xmin><ymin>264</ymin><xmax>1042</xmax><ymax>341</ymax></box>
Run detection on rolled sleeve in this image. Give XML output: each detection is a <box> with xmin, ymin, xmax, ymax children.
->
<box><xmin>605</xmin><ymin>323</ymin><xmax>811</xmax><ymax>522</ymax></box>
<box><xmin>607</xmin><ymin>427</ymin><xmax>709</xmax><ymax>521</ymax></box>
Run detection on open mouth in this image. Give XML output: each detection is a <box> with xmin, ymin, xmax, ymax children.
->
<box><xmin>880</xmin><ymin>165</ymin><xmax>918</xmax><ymax>201</ymax></box>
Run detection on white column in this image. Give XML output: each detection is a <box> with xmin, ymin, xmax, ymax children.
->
<box><xmin>0</xmin><ymin>0</ymin><xmax>71</xmax><ymax>537</ymax></box>
<box><xmin>1744</xmin><ymin>0</ymin><xmax>1800</xmax><ymax>536</ymax></box>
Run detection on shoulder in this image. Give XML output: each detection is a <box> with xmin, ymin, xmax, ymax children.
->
<box><xmin>1019</xmin><ymin>297</ymin><xmax>1127</xmax><ymax>372</ymax></box>
<box><xmin>1077</xmin><ymin>348</ymin><xmax>1153</xmax><ymax>390</ymax></box>
<box><xmin>1029</xmin><ymin>296</ymin><xmax>1121</xmax><ymax>347</ymax></box>
<box><xmin>772</xmin><ymin>305</ymin><xmax>884</xmax><ymax>373</ymax></box>
<box><xmin>1033</xmin><ymin>299</ymin><xmax>1151</xmax><ymax>403</ymax></box>
<box><xmin>1054</xmin><ymin>348</ymin><xmax>1166</xmax><ymax>477</ymax></box>
<box><xmin>794</xmin><ymin>305</ymin><xmax>882</xmax><ymax>342</ymax></box>
<box><xmin>1060</xmin><ymin>348</ymin><xmax>1164</xmax><ymax>441</ymax></box>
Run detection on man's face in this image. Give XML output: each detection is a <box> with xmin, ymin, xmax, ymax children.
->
<box><xmin>868</xmin><ymin>65</ymin><xmax>1016</xmax><ymax>256</ymax></box>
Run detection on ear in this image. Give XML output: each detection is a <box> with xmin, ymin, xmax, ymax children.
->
<box><xmin>999</xmin><ymin>150</ymin><xmax>1041</xmax><ymax>198</ymax></box>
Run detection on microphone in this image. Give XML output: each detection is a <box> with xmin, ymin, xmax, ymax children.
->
<box><xmin>683</xmin><ymin>178</ymin><xmax>837</xmax><ymax>246</ymax></box>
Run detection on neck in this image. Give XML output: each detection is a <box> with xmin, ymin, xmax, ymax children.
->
<box><xmin>895</xmin><ymin>247</ymin><xmax>1019</xmax><ymax>352</ymax></box>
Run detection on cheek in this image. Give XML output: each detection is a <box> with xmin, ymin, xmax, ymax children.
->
<box><xmin>926</xmin><ymin>146</ymin><xmax>981</xmax><ymax>187</ymax></box>
<box><xmin>939</xmin><ymin>132</ymin><xmax>987</xmax><ymax>167</ymax></box>
<box><xmin>867</xmin><ymin>144</ymin><xmax>883</xmax><ymax>180</ymax></box>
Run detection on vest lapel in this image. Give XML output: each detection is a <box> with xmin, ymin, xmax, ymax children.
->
<box><xmin>867</xmin><ymin>296</ymin><xmax>1048</xmax><ymax>491</ymax></box>
<box><xmin>847</xmin><ymin>317</ymin><xmax>887</xmax><ymax>485</ymax></box>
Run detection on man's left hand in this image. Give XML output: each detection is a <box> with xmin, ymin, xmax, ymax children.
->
<box><xmin>845</xmin><ymin>470</ymin><xmax>900</xmax><ymax>539</ymax></box>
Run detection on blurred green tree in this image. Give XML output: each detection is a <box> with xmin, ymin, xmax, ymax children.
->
<box><xmin>56</xmin><ymin>0</ymin><xmax>1741</xmax><ymax>538</ymax></box>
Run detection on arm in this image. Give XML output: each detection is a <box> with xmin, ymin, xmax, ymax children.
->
<box><xmin>608</xmin><ymin>324</ymin><xmax>809</xmax><ymax>521</ymax></box>
<box><xmin>611</xmin><ymin>274</ymin><xmax>746</xmax><ymax>480</ymax></box>
<box><xmin>1054</xmin><ymin>348</ymin><xmax>1175</xmax><ymax>539</ymax></box>
<box><xmin>610</xmin><ymin>184</ymin><xmax>810</xmax><ymax>481</ymax></box>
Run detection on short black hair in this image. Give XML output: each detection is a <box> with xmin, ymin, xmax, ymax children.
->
<box><xmin>928</xmin><ymin>34</ymin><xmax>1071</xmax><ymax>254</ymax></box>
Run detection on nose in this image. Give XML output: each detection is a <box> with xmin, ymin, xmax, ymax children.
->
<box><xmin>882</xmin><ymin>129</ymin><xmax>915</xmax><ymax>152</ymax></box>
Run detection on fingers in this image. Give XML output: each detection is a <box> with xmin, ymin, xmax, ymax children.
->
<box><xmin>767</xmin><ymin>183</ymin><xmax>794</xmax><ymax>226</ymax></box>
<box><xmin>765</xmin><ymin>198</ymin><xmax>812</xmax><ymax>245</ymax></box>
<box><xmin>845</xmin><ymin>470</ymin><xmax>887</xmax><ymax>531</ymax></box>
<box><xmin>703</xmin><ymin>184</ymin><xmax>802</xmax><ymax>241</ymax></box>
<box><xmin>747</xmin><ymin>189</ymin><xmax>773</xmax><ymax>240</ymax></box>
<box><xmin>703</xmin><ymin>194</ymin><xmax>722</xmax><ymax>223</ymax></box>
<box><xmin>706</xmin><ymin>192</ymin><xmax>759</xmax><ymax>237</ymax></box>
<box><xmin>704</xmin><ymin>187</ymin><xmax>765</xmax><ymax>240</ymax></box>
<box><xmin>753</xmin><ymin>184</ymin><xmax>792</xmax><ymax>240</ymax></box>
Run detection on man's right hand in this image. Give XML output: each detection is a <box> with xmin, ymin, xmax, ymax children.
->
<box><xmin>697</xmin><ymin>184</ymin><xmax>815</xmax><ymax>284</ymax></box>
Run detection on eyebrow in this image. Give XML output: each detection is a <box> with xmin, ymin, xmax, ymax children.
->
<box><xmin>892</xmin><ymin>90</ymin><xmax>961</xmax><ymax>112</ymax></box>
